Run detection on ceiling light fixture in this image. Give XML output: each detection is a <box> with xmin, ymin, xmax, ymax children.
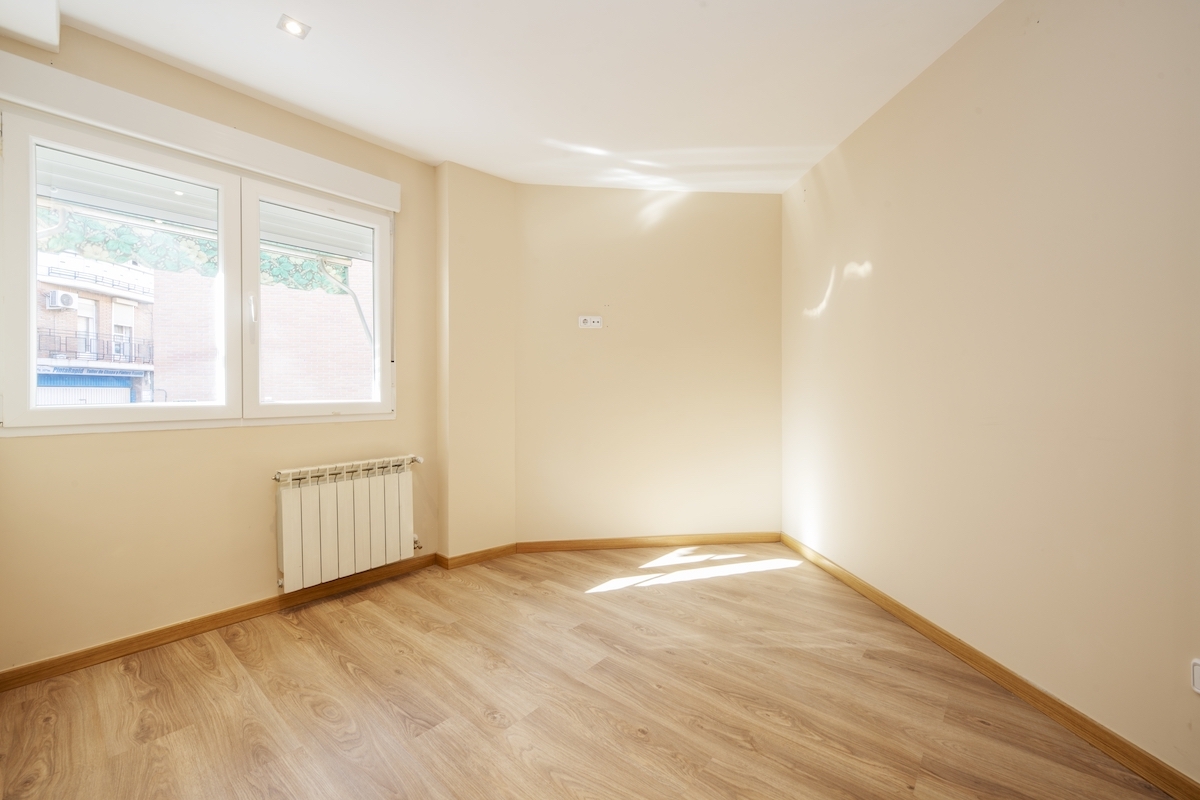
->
<box><xmin>278</xmin><ymin>14</ymin><xmax>311</xmax><ymax>39</ymax></box>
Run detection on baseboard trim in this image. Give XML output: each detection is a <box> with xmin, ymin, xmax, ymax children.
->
<box><xmin>435</xmin><ymin>533</ymin><xmax>784</xmax><ymax>568</ymax></box>
<box><xmin>517</xmin><ymin>532</ymin><xmax>782</xmax><ymax>553</ymax></box>
<box><xmin>435</xmin><ymin>543</ymin><xmax>517</xmax><ymax>570</ymax></box>
<box><xmin>781</xmin><ymin>534</ymin><xmax>1199</xmax><ymax>800</ymax></box>
<box><xmin>0</xmin><ymin>554</ymin><xmax>437</xmax><ymax>695</ymax></box>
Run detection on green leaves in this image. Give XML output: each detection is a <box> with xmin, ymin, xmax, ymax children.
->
<box><xmin>259</xmin><ymin>252</ymin><xmax>349</xmax><ymax>294</ymax></box>
<box><xmin>37</xmin><ymin>206</ymin><xmax>219</xmax><ymax>277</ymax></box>
<box><xmin>35</xmin><ymin>205</ymin><xmax>351</xmax><ymax>295</ymax></box>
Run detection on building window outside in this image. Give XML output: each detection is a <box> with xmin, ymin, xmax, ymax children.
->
<box><xmin>75</xmin><ymin>297</ymin><xmax>97</xmax><ymax>358</ymax></box>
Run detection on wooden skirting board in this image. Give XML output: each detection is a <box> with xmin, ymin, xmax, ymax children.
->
<box><xmin>0</xmin><ymin>554</ymin><xmax>437</xmax><ymax>695</ymax></box>
<box><xmin>517</xmin><ymin>531</ymin><xmax>781</xmax><ymax>553</ymax></box>
<box><xmin>434</xmin><ymin>533</ymin><xmax>781</xmax><ymax>568</ymax></box>
<box><xmin>434</xmin><ymin>543</ymin><xmax>517</xmax><ymax>570</ymax></box>
<box><xmin>780</xmin><ymin>534</ymin><xmax>1200</xmax><ymax>800</ymax></box>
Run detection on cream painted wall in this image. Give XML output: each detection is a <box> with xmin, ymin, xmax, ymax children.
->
<box><xmin>437</xmin><ymin>175</ymin><xmax>781</xmax><ymax>551</ymax></box>
<box><xmin>516</xmin><ymin>186</ymin><xmax>782</xmax><ymax>541</ymax></box>
<box><xmin>436</xmin><ymin>162</ymin><xmax>519</xmax><ymax>557</ymax></box>
<box><xmin>782</xmin><ymin>0</ymin><xmax>1200</xmax><ymax>780</ymax></box>
<box><xmin>0</xmin><ymin>29</ymin><xmax>439</xmax><ymax>671</ymax></box>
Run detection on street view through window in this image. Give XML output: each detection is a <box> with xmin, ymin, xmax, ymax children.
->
<box><xmin>33</xmin><ymin>147</ymin><xmax>379</xmax><ymax>408</ymax></box>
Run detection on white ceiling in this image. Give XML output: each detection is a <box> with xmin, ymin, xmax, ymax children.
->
<box><xmin>0</xmin><ymin>0</ymin><xmax>59</xmax><ymax>51</ymax></box>
<box><xmin>60</xmin><ymin>0</ymin><xmax>1001</xmax><ymax>193</ymax></box>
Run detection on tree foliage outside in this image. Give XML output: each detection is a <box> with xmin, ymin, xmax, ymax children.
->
<box><xmin>37</xmin><ymin>204</ymin><xmax>350</xmax><ymax>294</ymax></box>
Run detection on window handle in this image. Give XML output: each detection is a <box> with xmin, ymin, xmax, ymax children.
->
<box><xmin>249</xmin><ymin>295</ymin><xmax>257</xmax><ymax>323</ymax></box>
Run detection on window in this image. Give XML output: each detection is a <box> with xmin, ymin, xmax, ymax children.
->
<box><xmin>110</xmin><ymin>302</ymin><xmax>136</xmax><ymax>365</ymax></box>
<box><xmin>75</xmin><ymin>297</ymin><xmax>97</xmax><ymax>358</ymax></box>
<box><xmin>256</xmin><ymin>200</ymin><xmax>377</xmax><ymax>404</ymax></box>
<box><xmin>242</xmin><ymin>180</ymin><xmax>391</xmax><ymax>419</ymax></box>
<box><xmin>0</xmin><ymin>110</ymin><xmax>394</xmax><ymax>431</ymax></box>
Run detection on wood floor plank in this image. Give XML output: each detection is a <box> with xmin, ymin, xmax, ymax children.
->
<box><xmin>149</xmin><ymin>631</ymin><xmax>332</xmax><ymax>800</ymax></box>
<box><xmin>219</xmin><ymin>615</ymin><xmax>444</xmax><ymax>800</ymax></box>
<box><xmin>103</xmin><ymin>735</ymin><xmax>186</xmax><ymax>800</ymax></box>
<box><xmin>0</xmin><ymin>544</ymin><xmax>1175</xmax><ymax>799</ymax></box>
<box><xmin>275</xmin><ymin>603</ymin><xmax>453</xmax><ymax>741</ymax></box>
<box><xmin>93</xmin><ymin>650</ymin><xmax>193</xmax><ymax>759</ymax></box>
<box><xmin>1</xmin><ymin>676</ymin><xmax>109</xmax><ymax>800</ymax></box>
<box><xmin>502</xmin><ymin>705</ymin><xmax>703</xmax><ymax>800</ymax></box>
<box><xmin>404</xmin><ymin>714</ymin><xmax>558</xmax><ymax>800</ymax></box>
<box><xmin>442</xmin><ymin>618</ymin><xmax>720</xmax><ymax>798</ymax></box>
<box><xmin>582</xmin><ymin>651</ymin><xmax>925</xmax><ymax>799</ymax></box>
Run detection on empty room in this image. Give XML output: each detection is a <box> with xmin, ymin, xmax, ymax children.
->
<box><xmin>0</xmin><ymin>0</ymin><xmax>1197</xmax><ymax>797</ymax></box>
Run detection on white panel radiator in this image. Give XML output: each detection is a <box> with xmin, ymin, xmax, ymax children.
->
<box><xmin>275</xmin><ymin>455</ymin><xmax>422</xmax><ymax>593</ymax></box>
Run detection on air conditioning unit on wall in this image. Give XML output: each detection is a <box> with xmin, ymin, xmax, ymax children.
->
<box><xmin>46</xmin><ymin>290</ymin><xmax>77</xmax><ymax>309</ymax></box>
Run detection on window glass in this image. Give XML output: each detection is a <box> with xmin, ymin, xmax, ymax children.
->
<box><xmin>256</xmin><ymin>200</ymin><xmax>377</xmax><ymax>404</ymax></box>
<box><xmin>34</xmin><ymin>146</ymin><xmax>223</xmax><ymax>407</ymax></box>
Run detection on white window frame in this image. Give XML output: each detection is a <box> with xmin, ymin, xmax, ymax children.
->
<box><xmin>0</xmin><ymin>108</ymin><xmax>396</xmax><ymax>433</ymax></box>
<box><xmin>1</xmin><ymin>111</ymin><xmax>243</xmax><ymax>429</ymax></box>
<box><xmin>242</xmin><ymin>178</ymin><xmax>394</xmax><ymax>419</ymax></box>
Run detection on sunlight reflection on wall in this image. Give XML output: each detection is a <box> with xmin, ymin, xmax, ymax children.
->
<box><xmin>638</xmin><ymin>191</ymin><xmax>688</xmax><ymax>229</ymax></box>
<box><xmin>803</xmin><ymin>261</ymin><xmax>873</xmax><ymax>318</ymax></box>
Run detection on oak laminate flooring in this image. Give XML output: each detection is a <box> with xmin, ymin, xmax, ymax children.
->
<box><xmin>0</xmin><ymin>543</ymin><xmax>1175</xmax><ymax>799</ymax></box>
<box><xmin>220</xmin><ymin>614</ymin><xmax>448</xmax><ymax>800</ymax></box>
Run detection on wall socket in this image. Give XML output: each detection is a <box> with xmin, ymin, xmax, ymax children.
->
<box><xmin>578</xmin><ymin>316</ymin><xmax>603</xmax><ymax>328</ymax></box>
<box><xmin>1193</xmin><ymin>659</ymin><xmax>1200</xmax><ymax>694</ymax></box>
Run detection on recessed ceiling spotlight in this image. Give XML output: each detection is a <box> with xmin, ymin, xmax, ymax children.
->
<box><xmin>174</xmin><ymin>190</ymin><xmax>184</xmax><ymax>196</ymax></box>
<box><xmin>278</xmin><ymin>14</ymin><xmax>310</xmax><ymax>39</ymax></box>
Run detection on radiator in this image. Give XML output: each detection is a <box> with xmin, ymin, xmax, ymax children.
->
<box><xmin>274</xmin><ymin>455</ymin><xmax>423</xmax><ymax>593</ymax></box>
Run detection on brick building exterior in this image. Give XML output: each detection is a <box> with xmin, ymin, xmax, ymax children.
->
<box><xmin>35</xmin><ymin>251</ymin><xmax>157</xmax><ymax>405</ymax></box>
<box><xmin>259</xmin><ymin>258</ymin><xmax>375</xmax><ymax>404</ymax></box>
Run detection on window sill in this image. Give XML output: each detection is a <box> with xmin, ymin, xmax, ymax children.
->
<box><xmin>0</xmin><ymin>410</ymin><xmax>397</xmax><ymax>438</ymax></box>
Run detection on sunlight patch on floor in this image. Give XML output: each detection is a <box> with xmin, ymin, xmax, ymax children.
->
<box><xmin>638</xmin><ymin>558</ymin><xmax>802</xmax><ymax>586</ymax></box>
<box><xmin>640</xmin><ymin>546</ymin><xmax>746</xmax><ymax>569</ymax></box>
<box><xmin>587</xmin><ymin>574</ymin><xmax>667</xmax><ymax>593</ymax></box>
<box><xmin>587</xmin><ymin>547</ymin><xmax>802</xmax><ymax>593</ymax></box>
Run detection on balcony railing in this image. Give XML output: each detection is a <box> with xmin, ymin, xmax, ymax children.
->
<box><xmin>38</xmin><ymin>329</ymin><xmax>154</xmax><ymax>365</ymax></box>
<box><xmin>39</xmin><ymin>264</ymin><xmax>155</xmax><ymax>298</ymax></box>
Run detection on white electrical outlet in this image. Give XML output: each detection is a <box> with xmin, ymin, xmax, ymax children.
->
<box><xmin>1193</xmin><ymin>659</ymin><xmax>1200</xmax><ymax>694</ymax></box>
<box><xmin>578</xmin><ymin>316</ymin><xmax>603</xmax><ymax>328</ymax></box>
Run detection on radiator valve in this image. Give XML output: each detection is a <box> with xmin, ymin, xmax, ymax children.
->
<box><xmin>413</xmin><ymin>537</ymin><xmax>423</xmax><ymax>551</ymax></box>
